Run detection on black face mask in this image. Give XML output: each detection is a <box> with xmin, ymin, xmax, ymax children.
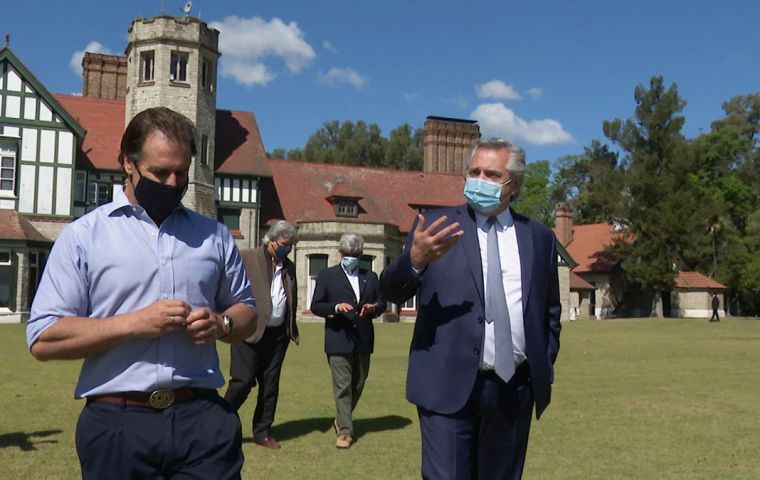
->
<box><xmin>133</xmin><ymin>168</ymin><xmax>187</xmax><ymax>225</ymax></box>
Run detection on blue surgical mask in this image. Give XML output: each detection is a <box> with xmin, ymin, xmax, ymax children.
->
<box><xmin>463</xmin><ymin>177</ymin><xmax>512</xmax><ymax>213</ymax></box>
<box><xmin>341</xmin><ymin>256</ymin><xmax>359</xmax><ymax>272</ymax></box>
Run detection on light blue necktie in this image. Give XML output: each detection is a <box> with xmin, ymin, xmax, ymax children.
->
<box><xmin>485</xmin><ymin>216</ymin><xmax>515</xmax><ymax>382</ymax></box>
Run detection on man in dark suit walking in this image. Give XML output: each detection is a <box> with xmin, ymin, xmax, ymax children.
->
<box><xmin>224</xmin><ymin>220</ymin><xmax>300</xmax><ymax>450</ymax></box>
<box><xmin>380</xmin><ymin>138</ymin><xmax>562</xmax><ymax>479</ymax></box>
<box><xmin>310</xmin><ymin>233</ymin><xmax>387</xmax><ymax>449</ymax></box>
<box><xmin>710</xmin><ymin>293</ymin><xmax>720</xmax><ymax>322</ymax></box>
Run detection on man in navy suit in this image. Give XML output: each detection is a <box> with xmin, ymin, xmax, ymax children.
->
<box><xmin>380</xmin><ymin>138</ymin><xmax>561</xmax><ymax>479</ymax></box>
<box><xmin>310</xmin><ymin>233</ymin><xmax>387</xmax><ymax>449</ymax></box>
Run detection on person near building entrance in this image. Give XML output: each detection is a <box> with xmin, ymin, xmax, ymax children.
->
<box><xmin>310</xmin><ymin>233</ymin><xmax>387</xmax><ymax>449</ymax></box>
<box><xmin>710</xmin><ymin>293</ymin><xmax>721</xmax><ymax>322</ymax></box>
<box><xmin>26</xmin><ymin>107</ymin><xmax>257</xmax><ymax>480</ymax></box>
<box><xmin>380</xmin><ymin>138</ymin><xmax>562</xmax><ymax>479</ymax></box>
<box><xmin>223</xmin><ymin>220</ymin><xmax>299</xmax><ymax>450</ymax></box>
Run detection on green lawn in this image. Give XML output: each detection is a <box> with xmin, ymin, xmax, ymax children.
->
<box><xmin>2</xmin><ymin>318</ymin><xmax>759</xmax><ymax>479</ymax></box>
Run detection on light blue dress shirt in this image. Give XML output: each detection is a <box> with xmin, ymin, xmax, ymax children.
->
<box><xmin>26</xmin><ymin>189</ymin><xmax>255</xmax><ymax>398</ymax></box>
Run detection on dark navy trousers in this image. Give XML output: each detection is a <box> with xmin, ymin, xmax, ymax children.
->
<box><xmin>76</xmin><ymin>393</ymin><xmax>243</xmax><ymax>480</ymax></box>
<box><xmin>418</xmin><ymin>363</ymin><xmax>534</xmax><ymax>480</ymax></box>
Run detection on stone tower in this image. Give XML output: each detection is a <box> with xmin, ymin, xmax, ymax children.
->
<box><xmin>124</xmin><ymin>15</ymin><xmax>220</xmax><ymax>219</ymax></box>
<box><xmin>422</xmin><ymin>116</ymin><xmax>481</xmax><ymax>176</ymax></box>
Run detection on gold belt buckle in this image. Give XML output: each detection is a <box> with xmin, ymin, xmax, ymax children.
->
<box><xmin>148</xmin><ymin>389</ymin><xmax>175</xmax><ymax>409</ymax></box>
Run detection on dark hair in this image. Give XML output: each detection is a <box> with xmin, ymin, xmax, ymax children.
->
<box><xmin>118</xmin><ymin>107</ymin><xmax>197</xmax><ymax>170</ymax></box>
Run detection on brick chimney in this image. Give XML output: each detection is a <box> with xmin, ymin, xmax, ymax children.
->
<box><xmin>555</xmin><ymin>202</ymin><xmax>573</xmax><ymax>246</ymax></box>
<box><xmin>423</xmin><ymin>116</ymin><xmax>480</xmax><ymax>175</ymax></box>
<box><xmin>82</xmin><ymin>52</ymin><xmax>128</xmax><ymax>100</ymax></box>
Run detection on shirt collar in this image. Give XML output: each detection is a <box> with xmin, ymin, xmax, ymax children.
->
<box><xmin>475</xmin><ymin>207</ymin><xmax>514</xmax><ymax>230</ymax></box>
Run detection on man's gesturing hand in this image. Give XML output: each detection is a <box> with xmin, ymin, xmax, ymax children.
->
<box><xmin>409</xmin><ymin>214</ymin><xmax>463</xmax><ymax>269</ymax></box>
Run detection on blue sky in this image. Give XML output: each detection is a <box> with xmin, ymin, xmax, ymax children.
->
<box><xmin>4</xmin><ymin>0</ymin><xmax>759</xmax><ymax>165</ymax></box>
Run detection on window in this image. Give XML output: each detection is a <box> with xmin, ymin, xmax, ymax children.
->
<box><xmin>335</xmin><ymin>199</ymin><xmax>358</xmax><ymax>217</ymax></box>
<box><xmin>140</xmin><ymin>51</ymin><xmax>155</xmax><ymax>82</ymax></box>
<box><xmin>28</xmin><ymin>252</ymin><xmax>45</xmax><ymax>303</ymax></box>
<box><xmin>88</xmin><ymin>181</ymin><xmax>111</xmax><ymax>206</ymax></box>
<box><xmin>359</xmin><ymin>255</ymin><xmax>374</xmax><ymax>272</ymax></box>
<box><xmin>0</xmin><ymin>251</ymin><xmax>11</xmax><ymax>308</ymax></box>
<box><xmin>308</xmin><ymin>254</ymin><xmax>328</xmax><ymax>307</ymax></box>
<box><xmin>74</xmin><ymin>171</ymin><xmax>87</xmax><ymax>203</ymax></box>
<box><xmin>201</xmin><ymin>58</ymin><xmax>213</xmax><ymax>92</ymax></box>
<box><xmin>200</xmin><ymin>135</ymin><xmax>209</xmax><ymax>166</ymax></box>
<box><xmin>0</xmin><ymin>155</ymin><xmax>15</xmax><ymax>193</ymax></box>
<box><xmin>170</xmin><ymin>51</ymin><xmax>189</xmax><ymax>82</ymax></box>
<box><xmin>217</xmin><ymin>207</ymin><xmax>240</xmax><ymax>231</ymax></box>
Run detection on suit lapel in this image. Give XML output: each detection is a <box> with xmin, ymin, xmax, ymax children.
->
<box><xmin>336</xmin><ymin>266</ymin><xmax>357</xmax><ymax>301</ymax></box>
<box><xmin>513</xmin><ymin>212</ymin><xmax>533</xmax><ymax>314</ymax></box>
<box><xmin>358</xmin><ymin>271</ymin><xmax>368</xmax><ymax>302</ymax></box>
<box><xmin>458</xmin><ymin>206</ymin><xmax>485</xmax><ymax>306</ymax></box>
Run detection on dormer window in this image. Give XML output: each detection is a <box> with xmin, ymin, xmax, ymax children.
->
<box><xmin>335</xmin><ymin>199</ymin><xmax>358</xmax><ymax>217</ymax></box>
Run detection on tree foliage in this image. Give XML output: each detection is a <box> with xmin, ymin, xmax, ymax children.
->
<box><xmin>512</xmin><ymin>160</ymin><xmax>554</xmax><ymax>226</ymax></box>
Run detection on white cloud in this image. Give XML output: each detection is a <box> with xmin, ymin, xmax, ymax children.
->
<box><xmin>527</xmin><ymin>87</ymin><xmax>543</xmax><ymax>99</ymax></box>
<box><xmin>318</xmin><ymin>67</ymin><xmax>367</xmax><ymax>89</ymax></box>
<box><xmin>470</xmin><ymin>102</ymin><xmax>573</xmax><ymax>145</ymax></box>
<box><xmin>209</xmin><ymin>16</ymin><xmax>316</xmax><ymax>87</ymax></box>
<box><xmin>69</xmin><ymin>41</ymin><xmax>113</xmax><ymax>75</ymax></box>
<box><xmin>323</xmin><ymin>40</ymin><xmax>337</xmax><ymax>53</ymax></box>
<box><xmin>475</xmin><ymin>80</ymin><xmax>522</xmax><ymax>100</ymax></box>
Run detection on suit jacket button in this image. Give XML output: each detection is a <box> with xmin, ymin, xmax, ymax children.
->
<box><xmin>473</xmin><ymin>348</ymin><xmax>480</xmax><ymax>355</ymax></box>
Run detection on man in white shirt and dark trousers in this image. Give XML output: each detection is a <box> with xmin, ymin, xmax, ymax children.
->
<box><xmin>310</xmin><ymin>233</ymin><xmax>387</xmax><ymax>449</ymax></box>
<box><xmin>224</xmin><ymin>221</ymin><xmax>300</xmax><ymax>450</ymax></box>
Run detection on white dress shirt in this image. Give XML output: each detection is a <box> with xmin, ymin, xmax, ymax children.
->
<box><xmin>268</xmin><ymin>261</ymin><xmax>287</xmax><ymax>327</ymax></box>
<box><xmin>477</xmin><ymin>209</ymin><xmax>526</xmax><ymax>369</ymax></box>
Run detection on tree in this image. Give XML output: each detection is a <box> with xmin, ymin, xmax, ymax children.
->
<box><xmin>603</xmin><ymin>76</ymin><xmax>699</xmax><ymax>316</ymax></box>
<box><xmin>512</xmin><ymin>160</ymin><xmax>554</xmax><ymax>226</ymax></box>
<box><xmin>552</xmin><ymin>140</ymin><xmax>625</xmax><ymax>224</ymax></box>
<box><xmin>385</xmin><ymin>123</ymin><xmax>423</xmax><ymax>170</ymax></box>
<box><xmin>302</xmin><ymin>120</ymin><xmax>387</xmax><ymax>167</ymax></box>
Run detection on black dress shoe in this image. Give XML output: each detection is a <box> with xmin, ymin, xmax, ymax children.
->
<box><xmin>253</xmin><ymin>436</ymin><xmax>281</xmax><ymax>449</ymax></box>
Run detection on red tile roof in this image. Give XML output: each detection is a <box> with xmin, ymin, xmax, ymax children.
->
<box><xmin>55</xmin><ymin>94</ymin><xmax>124</xmax><ymax>170</ymax></box>
<box><xmin>569</xmin><ymin>272</ymin><xmax>595</xmax><ymax>290</ymax></box>
<box><xmin>674</xmin><ymin>271</ymin><xmax>727</xmax><ymax>290</ymax></box>
<box><xmin>266</xmin><ymin>159</ymin><xmax>465</xmax><ymax>232</ymax></box>
<box><xmin>214</xmin><ymin>110</ymin><xmax>271</xmax><ymax>177</ymax></box>
<box><xmin>562</xmin><ymin>223</ymin><xmax>625</xmax><ymax>273</ymax></box>
<box><xmin>52</xmin><ymin>95</ymin><xmax>270</xmax><ymax>176</ymax></box>
<box><xmin>0</xmin><ymin>210</ymin><xmax>51</xmax><ymax>243</ymax></box>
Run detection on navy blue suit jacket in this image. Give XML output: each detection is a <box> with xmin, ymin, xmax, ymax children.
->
<box><xmin>310</xmin><ymin>265</ymin><xmax>387</xmax><ymax>355</ymax></box>
<box><xmin>380</xmin><ymin>205</ymin><xmax>561</xmax><ymax>418</ymax></box>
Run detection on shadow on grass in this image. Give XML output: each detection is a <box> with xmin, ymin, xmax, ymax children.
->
<box><xmin>0</xmin><ymin>429</ymin><xmax>61</xmax><ymax>451</ymax></box>
<box><xmin>243</xmin><ymin>415</ymin><xmax>413</xmax><ymax>443</ymax></box>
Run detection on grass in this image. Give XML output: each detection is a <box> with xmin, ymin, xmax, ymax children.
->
<box><xmin>2</xmin><ymin>318</ymin><xmax>760</xmax><ymax>479</ymax></box>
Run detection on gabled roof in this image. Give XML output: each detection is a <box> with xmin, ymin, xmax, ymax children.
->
<box><xmin>55</xmin><ymin>94</ymin><xmax>123</xmax><ymax>170</ymax></box>
<box><xmin>674</xmin><ymin>271</ymin><xmax>727</xmax><ymax>290</ymax></box>
<box><xmin>266</xmin><ymin>159</ymin><xmax>464</xmax><ymax>232</ymax></box>
<box><xmin>51</xmin><ymin>95</ymin><xmax>270</xmax><ymax>177</ymax></box>
<box><xmin>570</xmin><ymin>272</ymin><xmax>595</xmax><ymax>290</ymax></box>
<box><xmin>0</xmin><ymin>47</ymin><xmax>85</xmax><ymax>139</ymax></box>
<box><xmin>0</xmin><ymin>210</ymin><xmax>50</xmax><ymax>245</ymax></box>
<box><xmin>214</xmin><ymin>110</ymin><xmax>271</xmax><ymax>177</ymax></box>
<box><xmin>562</xmin><ymin>223</ymin><xmax>625</xmax><ymax>273</ymax></box>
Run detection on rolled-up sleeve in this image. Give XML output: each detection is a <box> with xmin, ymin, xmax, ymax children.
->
<box><xmin>215</xmin><ymin>224</ymin><xmax>255</xmax><ymax>311</ymax></box>
<box><xmin>26</xmin><ymin>224</ymin><xmax>90</xmax><ymax>349</ymax></box>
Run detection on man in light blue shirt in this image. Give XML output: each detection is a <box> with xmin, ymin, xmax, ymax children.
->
<box><xmin>26</xmin><ymin>107</ymin><xmax>257</xmax><ymax>480</ymax></box>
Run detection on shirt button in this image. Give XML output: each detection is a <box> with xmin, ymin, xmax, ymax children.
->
<box><xmin>473</xmin><ymin>348</ymin><xmax>480</xmax><ymax>356</ymax></box>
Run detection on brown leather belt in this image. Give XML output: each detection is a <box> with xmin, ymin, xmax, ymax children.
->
<box><xmin>87</xmin><ymin>387</ymin><xmax>214</xmax><ymax>410</ymax></box>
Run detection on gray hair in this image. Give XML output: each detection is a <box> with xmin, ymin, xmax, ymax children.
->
<box><xmin>468</xmin><ymin>138</ymin><xmax>526</xmax><ymax>177</ymax></box>
<box><xmin>263</xmin><ymin>220</ymin><xmax>297</xmax><ymax>243</ymax></box>
<box><xmin>339</xmin><ymin>233</ymin><xmax>364</xmax><ymax>256</ymax></box>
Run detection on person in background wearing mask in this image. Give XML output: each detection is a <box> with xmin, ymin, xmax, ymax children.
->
<box><xmin>380</xmin><ymin>138</ymin><xmax>561</xmax><ymax>479</ymax></box>
<box><xmin>310</xmin><ymin>233</ymin><xmax>386</xmax><ymax>449</ymax></box>
<box><xmin>223</xmin><ymin>220</ymin><xmax>299</xmax><ymax>449</ymax></box>
<box><xmin>26</xmin><ymin>107</ymin><xmax>257</xmax><ymax>480</ymax></box>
